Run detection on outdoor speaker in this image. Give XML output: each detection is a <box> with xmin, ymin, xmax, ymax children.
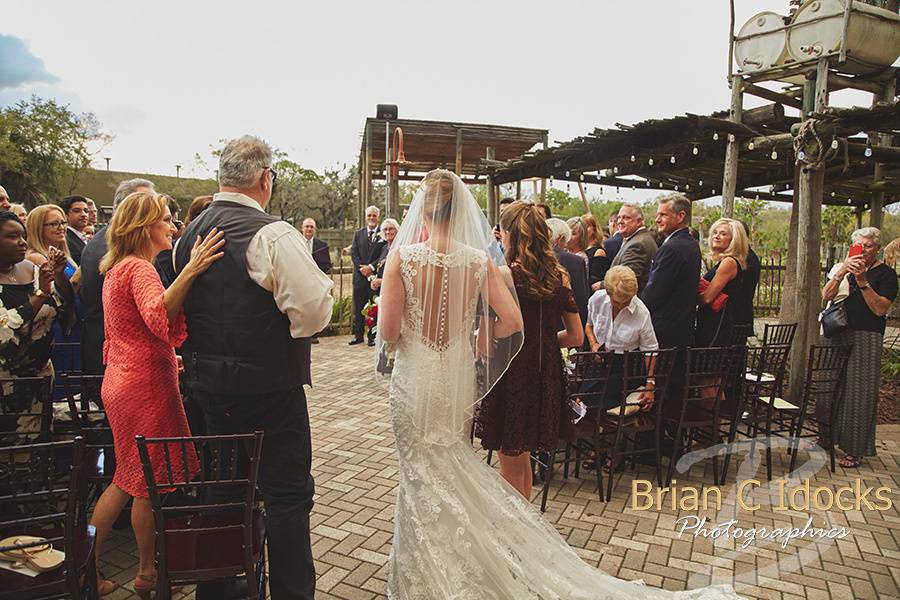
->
<box><xmin>376</xmin><ymin>104</ymin><xmax>398</xmax><ymax>120</ymax></box>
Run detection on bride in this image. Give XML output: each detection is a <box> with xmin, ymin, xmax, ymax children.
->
<box><xmin>376</xmin><ymin>169</ymin><xmax>743</xmax><ymax>599</ymax></box>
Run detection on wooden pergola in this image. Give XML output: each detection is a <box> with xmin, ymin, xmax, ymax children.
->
<box><xmin>478</xmin><ymin>102</ymin><xmax>900</xmax><ymax>213</ymax></box>
<box><xmin>356</xmin><ymin>117</ymin><xmax>547</xmax><ymax>222</ymax></box>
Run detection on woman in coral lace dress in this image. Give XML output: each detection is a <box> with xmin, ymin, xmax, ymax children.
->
<box><xmin>88</xmin><ymin>192</ymin><xmax>224</xmax><ymax>596</ymax></box>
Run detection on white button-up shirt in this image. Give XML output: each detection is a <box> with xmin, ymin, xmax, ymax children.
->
<box><xmin>587</xmin><ymin>289</ymin><xmax>658</xmax><ymax>353</ymax></box>
<box><xmin>198</xmin><ymin>192</ymin><xmax>334</xmax><ymax>338</ymax></box>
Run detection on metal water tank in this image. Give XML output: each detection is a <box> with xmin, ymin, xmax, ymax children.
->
<box><xmin>787</xmin><ymin>0</ymin><xmax>900</xmax><ymax>73</ymax></box>
<box><xmin>735</xmin><ymin>12</ymin><xmax>790</xmax><ymax>73</ymax></box>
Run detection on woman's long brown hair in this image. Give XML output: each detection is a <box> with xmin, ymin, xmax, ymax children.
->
<box><xmin>500</xmin><ymin>201</ymin><xmax>566</xmax><ymax>299</ymax></box>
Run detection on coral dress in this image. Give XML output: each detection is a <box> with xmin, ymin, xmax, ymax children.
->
<box><xmin>101</xmin><ymin>257</ymin><xmax>198</xmax><ymax>498</ymax></box>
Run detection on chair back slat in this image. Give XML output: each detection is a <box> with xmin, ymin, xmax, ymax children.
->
<box><xmin>762</xmin><ymin>322</ymin><xmax>797</xmax><ymax>348</ymax></box>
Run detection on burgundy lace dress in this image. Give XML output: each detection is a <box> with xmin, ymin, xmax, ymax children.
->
<box><xmin>476</xmin><ymin>265</ymin><xmax>578</xmax><ymax>455</ymax></box>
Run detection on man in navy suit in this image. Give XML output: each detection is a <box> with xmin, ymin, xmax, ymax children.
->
<box><xmin>641</xmin><ymin>194</ymin><xmax>701</xmax><ymax>419</ymax></box>
<box><xmin>350</xmin><ymin>206</ymin><xmax>383</xmax><ymax>345</ymax></box>
<box><xmin>301</xmin><ymin>218</ymin><xmax>332</xmax><ymax>274</ymax></box>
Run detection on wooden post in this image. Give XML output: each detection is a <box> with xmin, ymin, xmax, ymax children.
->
<box><xmin>455</xmin><ymin>129</ymin><xmax>463</xmax><ymax>176</ymax></box>
<box><xmin>721</xmin><ymin>74</ymin><xmax>743</xmax><ymax>217</ymax></box>
<box><xmin>540</xmin><ymin>133</ymin><xmax>549</xmax><ymax>201</ymax></box>
<box><xmin>577</xmin><ymin>181</ymin><xmax>590</xmax><ymax>213</ymax></box>
<box><xmin>788</xmin><ymin>59</ymin><xmax>828</xmax><ymax>405</ymax></box>
<box><xmin>486</xmin><ymin>146</ymin><xmax>497</xmax><ymax>225</ymax></box>
<box><xmin>869</xmin><ymin>77</ymin><xmax>895</xmax><ymax>229</ymax></box>
<box><xmin>515</xmin><ymin>181</ymin><xmax>521</xmax><ymax>200</ymax></box>
<box><xmin>364</xmin><ymin>121</ymin><xmax>373</xmax><ymax>226</ymax></box>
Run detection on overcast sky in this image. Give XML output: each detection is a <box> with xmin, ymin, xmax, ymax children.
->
<box><xmin>0</xmin><ymin>0</ymin><xmax>877</xmax><ymax>202</ymax></box>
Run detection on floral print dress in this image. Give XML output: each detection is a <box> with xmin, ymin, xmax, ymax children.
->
<box><xmin>0</xmin><ymin>263</ymin><xmax>69</xmax><ymax>441</ymax></box>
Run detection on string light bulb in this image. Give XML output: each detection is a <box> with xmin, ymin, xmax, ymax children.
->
<box><xmin>613</xmin><ymin>166</ymin><xmax>619</xmax><ymax>174</ymax></box>
<box><xmin>692</xmin><ymin>145</ymin><xmax>699</xmax><ymax>155</ymax></box>
<box><xmin>748</xmin><ymin>141</ymin><xmax>755</xmax><ymax>150</ymax></box>
<box><xmin>685</xmin><ymin>184</ymin><xmax>690</xmax><ymax>191</ymax></box>
<box><xmin>648</xmin><ymin>157</ymin><xmax>654</xmax><ymax>166</ymax></box>
<box><xmin>864</xmin><ymin>146</ymin><xmax>873</xmax><ymax>158</ymax></box>
<box><xmin>674</xmin><ymin>185</ymin><xmax>679</xmax><ymax>191</ymax></box>
<box><xmin>771</xmin><ymin>150</ymin><xmax>778</xmax><ymax>160</ymax></box>
<box><xmin>831</xmin><ymin>139</ymin><xmax>839</xmax><ymax>150</ymax></box>
<box><xmin>711</xmin><ymin>188</ymin><xmax>716</xmax><ymax>194</ymax></box>
<box><xmin>798</xmin><ymin>150</ymin><xmax>806</xmax><ymax>160</ymax></box>
<box><xmin>699</xmin><ymin>179</ymin><xmax>704</xmax><ymax>186</ymax></box>
<box><xmin>728</xmin><ymin>134</ymin><xmax>736</xmax><ymax>143</ymax></box>
<box><xmin>565</xmin><ymin>171</ymin><xmax>570</xmax><ymax>178</ymax></box>
<box><xmin>713</xmin><ymin>132</ymin><xmax>719</xmax><ymax>141</ymax></box>
<box><xmin>579</xmin><ymin>173</ymin><xmax>585</xmax><ymax>182</ymax></box>
<box><xmin>630</xmin><ymin>154</ymin><xmax>636</xmax><ymax>162</ymax></box>
<box><xmin>670</xmin><ymin>155</ymin><xmax>676</xmax><ymax>164</ymax></box>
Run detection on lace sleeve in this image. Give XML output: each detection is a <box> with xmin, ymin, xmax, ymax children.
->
<box><xmin>559</xmin><ymin>284</ymin><xmax>578</xmax><ymax>314</ymax></box>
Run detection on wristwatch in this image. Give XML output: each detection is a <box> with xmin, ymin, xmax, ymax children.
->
<box><xmin>858</xmin><ymin>283</ymin><xmax>871</xmax><ymax>290</ymax></box>
<box><xmin>33</xmin><ymin>289</ymin><xmax>47</xmax><ymax>298</ymax></box>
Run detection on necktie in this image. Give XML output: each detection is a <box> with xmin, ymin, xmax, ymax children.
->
<box><xmin>368</xmin><ymin>230</ymin><xmax>374</xmax><ymax>243</ymax></box>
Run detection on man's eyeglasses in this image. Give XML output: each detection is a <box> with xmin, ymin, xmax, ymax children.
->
<box><xmin>43</xmin><ymin>221</ymin><xmax>67</xmax><ymax>229</ymax></box>
<box><xmin>265</xmin><ymin>167</ymin><xmax>278</xmax><ymax>183</ymax></box>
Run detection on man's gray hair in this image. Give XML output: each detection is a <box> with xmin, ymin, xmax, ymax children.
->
<box><xmin>657</xmin><ymin>193</ymin><xmax>692</xmax><ymax>222</ymax></box>
<box><xmin>619</xmin><ymin>203</ymin><xmax>644</xmax><ymax>220</ymax></box>
<box><xmin>365</xmin><ymin>205</ymin><xmax>381</xmax><ymax>216</ymax></box>
<box><xmin>380</xmin><ymin>218</ymin><xmax>400</xmax><ymax>232</ymax></box>
<box><xmin>0</xmin><ymin>185</ymin><xmax>8</xmax><ymax>200</ymax></box>
<box><xmin>113</xmin><ymin>178</ymin><xmax>155</xmax><ymax>210</ymax></box>
<box><xmin>218</xmin><ymin>135</ymin><xmax>273</xmax><ymax>188</ymax></box>
<box><xmin>851</xmin><ymin>226</ymin><xmax>881</xmax><ymax>246</ymax></box>
<box><xmin>302</xmin><ymin>217</ymin><xmax>317</xmax><ymax>227</ymax></box>
<box><xmin>546</xmin><ymin>217</ymin><xmax>572</xmax><ymax>244</ymax></box>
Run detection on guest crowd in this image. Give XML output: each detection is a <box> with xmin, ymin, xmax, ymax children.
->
<box><xmin>0</xmin><ymin>149</ymin><xmax>896</xmax><ymax>599</ymax></box>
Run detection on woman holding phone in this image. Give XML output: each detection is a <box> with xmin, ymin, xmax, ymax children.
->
<box><xmin>821</xmin><ymin>227</ymin><xmax>898</xmax><ymax>469</ymax></box>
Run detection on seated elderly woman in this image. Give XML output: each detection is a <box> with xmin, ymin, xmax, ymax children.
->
<box><xmin>580</xmin><ymin>266</ymin><xmax>659</xmax><ymax>409</ymax></box>
<box><xmin>820</xmin><ymin>226</ymin><xmax>898</xmax><ymax>469</ymax></box>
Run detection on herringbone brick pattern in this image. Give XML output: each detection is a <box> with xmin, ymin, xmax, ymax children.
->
<box><xmin>98</xmin><ymin>336</ymin><xmax>900</xmax><ymax>599</ymax></box>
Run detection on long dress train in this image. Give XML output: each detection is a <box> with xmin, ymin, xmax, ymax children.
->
<box><xmin>387</xmin><ymin>243</ymin><xmax>742</xmax><ymax>600</ymax></box>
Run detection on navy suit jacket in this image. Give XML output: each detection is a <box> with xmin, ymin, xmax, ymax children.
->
<box><xmin>602</xmin><ymin>233</ymin><xmax>623</xmax><ymax>263</ymax></box>
<box><xmin>640</xmin><ymin>227</ymin><xmax>701</xmax><ymax>349</ymax></box>
<box><xmin>554</xmin><ymin>248</ymin><xmax>589</xmax><ymax>327</ymax></box>
<box><xmin>350</xmin><ymin>228</ymin><xmax>383</xmax><ymax>287</ymax></box>
<box><xmin>310</xmin><ymin>238</ymin><xmax>332</xmax><ymax>274</ymax></box>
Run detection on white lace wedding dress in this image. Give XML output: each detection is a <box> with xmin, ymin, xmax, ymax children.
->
<box><xmin>387</xmin><ymin>243</ymin><xmax>743</xmax><ymax>600</ymax></box>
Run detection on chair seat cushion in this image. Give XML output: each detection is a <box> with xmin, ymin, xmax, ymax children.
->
<box><xmin>759</xmin><ymin>396</ymin><xmax>798</xmax><ymax>410</ymax></box>
<box><xmin>0</xmin><ymin>524</ymin><xmax>95</xmax><ymax>595</ymax></box>
<box><xmin>164</xmin><ymin>508</ymin><xmax>265</xmax><ymax>575</ymax></box>
<box><xmin>745</xmin><ymin>370</ymin><xmax>776</xmax><ymax>382</ymax></box>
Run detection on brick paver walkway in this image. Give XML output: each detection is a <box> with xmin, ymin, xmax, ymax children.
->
<box><xmin>98</xmin><ymin>335</ymin><xmax>900</xmax><ymax>600</ymax></box>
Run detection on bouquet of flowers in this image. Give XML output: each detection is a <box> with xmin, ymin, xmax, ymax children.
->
<box><xmin>363</xmin><ymin>300</ymin><xmax>378</xmax><ymax>331</ymax></box>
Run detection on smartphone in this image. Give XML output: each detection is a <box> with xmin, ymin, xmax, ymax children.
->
<box><xmin>848</xmin><ymin>243</ymin><xmax>864</xmax><ymax>258</ymax></box>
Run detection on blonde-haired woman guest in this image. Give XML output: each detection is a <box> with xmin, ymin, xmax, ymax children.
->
<box><xmin>10</xmin><ymin>203</ymin><xmax>27</xmax><ymax>223</ymax></box>
<box><xmin>89</xmin><ymin>192</ymin><xmax>224</xmax><ymax>596</ymax></box>
<box><xmin>696</xmin><ymin>217</ymin><xmax>751</xmax><ymax>347</ymax></box>
<box><xmin>26</xmin><ymin>205</ymin><xmax>80</xmax><ymax>371</ymax></box>
<box><xmin>477</xmin><ymin>201</ymin><xmax>583</xmax><ymax>499</ymax></box>
<box><xmin>566</xmin><ymin>216</ymin><xmax>590</xmax><ymax>271</ymax></box>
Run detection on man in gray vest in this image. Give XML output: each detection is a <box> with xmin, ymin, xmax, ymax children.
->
<box><xmin>175</xmin><ymin>135</ymin><xmax>333</xmax><ymax>600</ymax></box>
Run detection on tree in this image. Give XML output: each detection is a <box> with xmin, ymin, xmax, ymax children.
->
<box><xmin>268</xmin><ymin>160</ymin><xmax>357</xmax><ymax>229</ymax></box>
<box><xmin>734</xmin><ymin>197</ymin><xmax>768</xmax><ymax>240</ymax></box>
<box><xmin>0</xmin><ymin>96</ymin><xmax>112</xmax><ymax>207</ymax></box>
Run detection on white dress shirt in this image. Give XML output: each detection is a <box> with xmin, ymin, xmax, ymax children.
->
<box><xmin>587</xmin><ymin>289</ymin><xmax>658</xmax><ymax>353</ymax></box>
<box><xmin>67</xmin><ymin>225</ymin><xmax>87</xmax><ymax>242</ymax></box>
<box><xmin>211</xmin><ymin>192</ymin><xmax>334</xmax><ymax>338</ymax></box>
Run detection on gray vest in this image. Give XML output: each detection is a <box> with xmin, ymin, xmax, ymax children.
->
<box><xmin>174</xmin><ymin>200</ymin><xmax>311</xmax><ymax>394</ymax></box>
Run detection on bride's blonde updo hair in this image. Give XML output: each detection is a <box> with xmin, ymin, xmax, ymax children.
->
<box><xmin>422</xmin><ymin>170</ymin><xmax>454</xmax><ymax>224</ymax></box>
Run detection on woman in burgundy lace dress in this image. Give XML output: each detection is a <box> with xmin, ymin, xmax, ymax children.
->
<box><xmin>477</xmin><ymin>201</ymin><xmax>584</xmax><ymax>499</ymax></box>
